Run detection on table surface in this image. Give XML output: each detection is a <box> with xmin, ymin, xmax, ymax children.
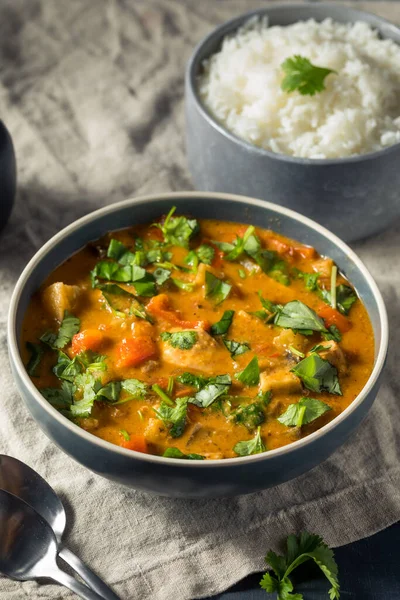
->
<box><xmin>208</xmin><ymin>522</ymin><xmax>400</xmax><ymax>599</ymax></box>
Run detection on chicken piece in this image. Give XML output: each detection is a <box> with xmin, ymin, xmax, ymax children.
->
<box><xmin>273</xmin><ymin>329</ymin><xmax>308</xmax><ymax>354</ymax></box>
<box><xmin>41</xmin><ymin>282</ymin><xmax>81</xmax><ymax>322</ymax></box>
<box><xmin>314</xmin><ymin>341</ymin><xmax>347</xmax><ymax>375</ymax></box>
<box><xmin>230</xmin><ymin>310</ymin><xmax>270</xmax><ymax>343</ymax></box>
<box><xmin>160</xmin><ymin>328</ymin><xmax>224</xmax><ymax>375</ymax></box>
<box><xmin>312</xmin><ymin>258</ymin><xmax>334</xmax><ymax>277</ymax></box>
<box><xmin>260</xmin><ymin>370</ymin><xmax>302</xmax><ymax>395</ymax></box>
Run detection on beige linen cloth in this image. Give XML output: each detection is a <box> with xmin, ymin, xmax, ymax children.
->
<box><xmin>0</xmin><ymin>1</ymin><xmax>399</xmax><ymax>598</ymax></box>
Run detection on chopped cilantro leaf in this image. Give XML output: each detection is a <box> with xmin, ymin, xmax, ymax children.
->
<box><xmin>232</xmin><ymin>401</ymin><xmax>265</xmax><ymax>431</ymax></box>
<box><xmin>291</xmin><ymin>354</ymin><xmax>342</xmax><ymax>395</ymax></box>
<box><xmin>274</xmin><ymin>300</ymin><xmax>328</xmax><ymax>335</ymax></box>
<box><xmin>293</xmin><ymin>268</ymin><xmax>320</xmax><ymax>291</ymax></box>
<box><xmin>236</xmin><ymin>356</ymin><xmax>260</xmax><ymax>386</ymax></box>
<box><xmin>154</xmin><ymin>397</ymin><xmax>189</xmax><ymax>437</ymax></box>
<box><xmin>26</xmin><ymin>342</ymin><xmax>44</xmax><ymax>377</ymax></box>
<box><xmin>234</xmin><ymin>426</ymin><xmax>266</xmax><ymax>456</ymax></box>
<box><xmin>176</xmin><ymin>372</ymin><xmax>208</xmax><ymax>391</ymax></box>
<box><xmin>172</xmin><ymin>278</ymin><xmax>195</xmax><ymax>292</ymax></box>
<box><xmin>322</xmin><ymin>325</ymin><xmax>342</xmax><ymax>343</ymax></box>
<box><xmin>107</xmin><ymin>239</ymin><xmax>136</xmax><ymax>265</ymax></box>
<box><xmin>163</xmin><ymin>447</ymin><xmax>204</xmax><ymax>460</ymax></box>
<box><xmin>278</xmin><ymin>397</ymin><xmax>331</xmax><ymax>427</ymax></box>
<box><xmin>41</xmin><ymin>381</ymin><xmax>74</xmax><ymax>410</ymax></box>
<box><xmin>155</xmin><ymin>206</ymin><xmax>200</xmax><ymax>248</ymax></box>
<box><xmin>223</xmin><ymin>338</ymin><xmax>250</xmax><ymax>359</ymax></box>
<box><xmin>160</xmin><ymin>330</ymin><xmax>198</xmax><ymax>350</ymax></box>
<box><xmin>205</xmin><ymin>271</ymin><xmax>232</xmax><ymax>305</ymax></box>
<box><xmin>190</xmin><ymin>374</ymin><xmax>232</xmax><ymax>408</ymax></box>
<box><xmin>40</xmin><ymin>311</ymin><xmax>80</xmax><ymax>350</ymax></box>
<box><xmin>210</xmin><ymin>310</ymin><xmax>235</xmax><ymax>336</ymax></box>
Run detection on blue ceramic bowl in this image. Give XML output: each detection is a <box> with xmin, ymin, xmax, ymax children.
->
<box><xmin>8</xmin><ymin>192</ymin><xmax>388</xmax><ymax>497</ymax></box>
<box><xmin>185</xmin><ymin>3</ymin><xmax>400</xmax><ymax>242</ymax></box>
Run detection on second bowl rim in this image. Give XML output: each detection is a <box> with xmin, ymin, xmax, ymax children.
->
<box><xmin>8</xmin><ymin>191</ymin><xmax>389</xmax><ymax>469</ymax></box>
<box><xmin>186</xmin><ymin>1</ymin><xmax>400</xmax><ymax>166</ymax></box>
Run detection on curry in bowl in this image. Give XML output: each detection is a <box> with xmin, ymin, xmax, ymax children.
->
<box><xmin>21</xmin><ymin>209</ymin><xmax>374</xmax><ymax>460</ymax></box>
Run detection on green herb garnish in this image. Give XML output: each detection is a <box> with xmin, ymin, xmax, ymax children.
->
<box><xmin>236</xmin><ymin>356</ymin><xmax>260</xmax><ymax>386</ymax></box>
<box><xmin>154</xmin><ymin>206</ymin><xmax>199</xmax><ymax>248</ymax></box>
<box><xmin>210</xmin><ymin>310</ymin><xmax>235</xmax><ymax>336</ymax></box>
<box><xmin>40</xmin><ymin>311</ymin><xmax>80</xmax><ymax>350</ymax></box>
<box><xmin>291</xmin><ymin>354</ymin><xmax>342</xmax><ymax>395</ymax></box>
<box><xmin>260</xmin><ymin>531</ymin><xmax>340</xmax><ymax>599</ymax></box>
<box><xmin>163</xmin><ymin>447</ymin><xmax>205</xmax><ymax>460</ymax></box>
<box><xmin>223</xmin><ymin>338</ymin><xmax>250</xmax><ymax>359</ymax></box>
<box><xmin>281</xmin><ymin>55</ymin><xmax>336</xmax><ymax>96</ymax></box>
<box><xmin>160</xmin><ymin>330</ymin><xmax>198</xmax><ymax>350</ymax></box>
<box><xmin>278</xmin><ymin>397</ymin><xmax>331</xmax><ymax>427</ymax></box>
<box><xmin>274</xmin><ymin>300</ymin><xmax>328</xmax><ymax>336</ymax></box>
<box><xmin>232</xmin><ymin>401</ymin><xmax>266</xmax><ymax>431</ymax></box>
<box><xmin>190</xmin><ymin>374</ymin><xmax>232</xmax><ymax>408</ymax></box>
<box><xmin>26</xmin><ymin>342</ymin><xmax>44</xmax><ymax>377</ymax></box>
<box><xmin>234</xmin><ymin>426</ymin><xmax>266</xmax><ymax>456</ymax></box>
<box><xmin>205</xmin><ymin>271</ymin><xmax>232</xmax><ymax>305</ymax></box>
<box><xmin>176</xmin><ymin>372</ymin><xmax>208</xmax><ymax>391</ymax></box>
<box><xmin>154</xmin><ymin>397</ymin><xmax>189</xmax><ymax>438</ymax></box>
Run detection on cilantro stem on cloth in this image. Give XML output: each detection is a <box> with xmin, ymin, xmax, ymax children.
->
<box><xmin>281</xmin><ymin>55</ymin><xmax>337</xmax><ymax>96</ymax></box>
<box><xmin>260</xmin><ymin>531</ymin><xmax>340</xmax><ymax>599</ymax></box>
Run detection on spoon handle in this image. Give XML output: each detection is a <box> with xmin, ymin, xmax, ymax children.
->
<box><xmin>59</xmin><ymin>547</ymin><xmax>120</xmax><ymax>600</ymax></box>
<box><xmin>49</xmin><ymin>566</ymin><xmax>106</xmax><ymax>600</ymax></box>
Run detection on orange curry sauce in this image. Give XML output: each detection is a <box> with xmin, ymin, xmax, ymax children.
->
<box><xmin>21</xmin><ymin>214</ymin><xmax>374</xmax><ymax>460</ymax></box>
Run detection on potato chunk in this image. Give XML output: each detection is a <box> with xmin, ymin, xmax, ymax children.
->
<box><xmin>315</xmin><ymin>341</ymin><xmax>347</xmax><ymax>375</ymax></box>
<box><xmin>273</xmin><ymin>329</ymin><xmax>308</xmax><ymax>354</ymax></box>
<box><xmin>260</xmin><ymin>370</ymin><xmax>302</xmax><ymax>395</ymax></box>
<box><xmin>41</xmin><ymin>282</ymin><xmax>81</xmax><ymax>322</ymax></box>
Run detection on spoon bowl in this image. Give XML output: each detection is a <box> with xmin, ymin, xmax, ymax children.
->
<box><xmin>0</xmin><ymin>489</ymin><xmax>103</xmax><ymax>600</ymax></box>
<box><xmin>0</xmin><ymin>455</ymin><xmax>120</xmax><ymax>599</ymax></box>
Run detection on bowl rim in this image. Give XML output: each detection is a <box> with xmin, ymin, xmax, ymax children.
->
<box><xmin>186</xmin><ymin>1</ymin><xmax>400</xmax><ymax>165</ymax></box>
<box><xmin>8</xmin><ymin>191</ymin><xmax>389</xmax><ymax>469</ymax></box>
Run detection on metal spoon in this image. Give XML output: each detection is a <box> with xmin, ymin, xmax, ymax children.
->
<box><xmin>0</xmin><ymin>489</ymin><xmax>105</xmax><ymax>599</ymax></box>
<box><xmin>0</xmin><ymin>455</ymin><xmax>120</xmax><ymax>600</ymax></box>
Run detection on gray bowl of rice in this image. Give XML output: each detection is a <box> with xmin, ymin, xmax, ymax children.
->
<box><xmin>185</xmin><ymin>3</ymin><xmax>400</xmax><ymax>241</ymax></box>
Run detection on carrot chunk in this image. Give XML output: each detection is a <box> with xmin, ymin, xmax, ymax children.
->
<box><xmin>121</xmin><ymin>435</ymin><xmax>148</xmax><ymax>453</ymax></box>
<box><xmin>71</xmin><ymin>329</ymin><xmax>105</xmax><ymax>354</ymax></box>
<box><xmin>318</xmin><ymin>305</ymin><xmax>352</xmax><ymax>333</ymax></box>
<box><xmin>116</xmin><ymin>337</ymin><xmax>158</xmax><ymax>368</ymax></box>
<box><xmin>147</xmin><ymin>294</ymin><xmax>210</xmax><ymax>330</ymax></box>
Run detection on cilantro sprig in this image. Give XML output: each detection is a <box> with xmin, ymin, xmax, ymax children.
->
<box><xmin>260</xmin><ymin>531</ymin><xmax>340</xmax><ymax>599</ymax></box>
<box><xmin>281</xmin><ymin>55</ymin><xmax>336</xmax><ymax>96</ymax></box>
<box><xmin>40</xmin><ymin>311</ymin><xmax>80</xmax><ymax>350</ymax></box>
<box><xmin>154</xmin><ymin>206</ymin><xmax>200</xmax><ymax>248</ymax></box>
<box><xmin>278</xmin><ymin>397</ymin><xmax>331</xmax><ymax>428</ymax></box>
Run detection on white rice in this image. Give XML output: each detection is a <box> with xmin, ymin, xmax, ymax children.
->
<box><xmin>198</xmin><ymin>18</ymin><xmax>400</xmax><ymax>159</ymax></box>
